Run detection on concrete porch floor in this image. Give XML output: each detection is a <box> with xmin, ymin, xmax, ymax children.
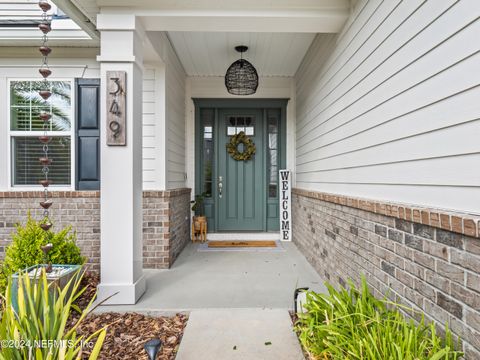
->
<box><xmin>96</xmin><ymin>242</ymin><xmax>326</xmax><ymax>313</ymax></box>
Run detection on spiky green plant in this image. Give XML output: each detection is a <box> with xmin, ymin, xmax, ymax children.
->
<box><xmin>0</xmin><ymin>269</ymin><xmax>105</xmax><ymax>360</ymax></box>
<box><xmin>295</xmin><ymin>277</ymin><xmax>462</xmax><ymax>360</ymax></box>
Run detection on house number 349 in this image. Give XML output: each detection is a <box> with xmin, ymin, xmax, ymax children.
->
<box><xmin>106</xmin><ymin>71</ymin><xmax>126</xmax><ymax>146</ymax></box>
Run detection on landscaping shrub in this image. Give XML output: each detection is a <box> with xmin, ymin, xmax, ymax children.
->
<box><xmin>295</xmin><ymin>277</ymin><xmax>462</xmax><ymax>360</ymax></box>
<box><xmin>0</xmin><ymin>269</ymin><xmax>105</xmax><ymax>359</ymax></box>
<box><xmin>0</xmin><ymin>214</ymin><xmax>86</xmax><ymax>293</ymax></box>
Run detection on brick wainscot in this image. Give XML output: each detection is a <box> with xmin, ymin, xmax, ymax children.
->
<box><xmin>0</xmin><ymin>189</ymin><xmax>191</xmax><ymax>271</ymax></box>
<box><xmin>292</xmin><ymin>188</ymin><xmax>480</xmax><ymax>359</ymax></box>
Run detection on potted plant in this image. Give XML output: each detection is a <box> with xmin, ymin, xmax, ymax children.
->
<box><xmin>10</xmin><ymin>241</ymin><xmax>82</xmax><ymax>312</ymax></box>
<box><xmin>191</xmin><ymin>192</ymin><xmax>208</xmax><ymax>241</ymax></box>
<box><xmin>0</xmin><ymin>214</ymin><xmax>85</xmax><ymax>306</ymax></box>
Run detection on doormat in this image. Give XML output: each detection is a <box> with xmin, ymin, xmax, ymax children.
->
<box><xmin>208</xmin><ymin>240</ymin><xmax>277</xmax><ymax>248</ymax></box>
<box><xmin>197</xmin><ymin>241</ymin><xmax>285</xmax><ymax>252</ymax></box>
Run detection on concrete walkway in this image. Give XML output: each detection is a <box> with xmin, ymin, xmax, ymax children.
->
<box><xmin>95</xmin><ymin>242</ymin><xmax>321</xmax><ymax>359</ymax></box>
<box><xmin>175</xmin><ymin>309</ymin><xmax>305</xmax><ymax>360</ymax></box>
<box><xmin>96</xmin><ymin>242</ymin><xmax>325</xmax><ymax>313</ymax></box>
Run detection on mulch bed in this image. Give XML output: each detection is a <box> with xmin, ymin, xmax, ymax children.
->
<box><xmin>290</xmin><ymin>311</ymin><xmax>313</xmax><ymax>360</ymax></box>
<box><xmin>68</xmin><ymin>271</ymin><xmax>188</xmax><ymax>359</ymax></box>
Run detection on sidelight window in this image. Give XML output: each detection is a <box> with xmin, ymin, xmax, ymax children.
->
<box><xmin>201</xmin><ymin>108</ymin><xmax>214</xmax><ymax>197</ymax></box>
<box><xmin>267</xmin><ymin>110</ymin><xmax>279</xmax><ymax>198</ymax></box>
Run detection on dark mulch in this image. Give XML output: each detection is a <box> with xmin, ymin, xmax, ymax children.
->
<box><xmin>76</xmin><ymin>270</ymin><xmax>100</xmax><ymax>309</ymax></box>
<box><xmin>76</xmin><ymin>312</ymin><xmax>188</xmax><ymax>360</ymax></box>
<box><xmin>290</xmin><ymin>311</ymin><xmax>313</xmax><ymax>360</ymax></box>
<box><xmin>68</xmin><ymin>271</ymin><xmax>188</xmax><ymax>359</ymax></box>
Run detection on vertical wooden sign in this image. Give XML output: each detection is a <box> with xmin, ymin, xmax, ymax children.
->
<box><xmin>279</xmin><ymin>169</ymin><xmax>292</xmax><ymax>241</ymax></box>
<box><xmin>106</xmin><ymin>71</ymin><xmax>126</xmax><ymax>146</ymax></box>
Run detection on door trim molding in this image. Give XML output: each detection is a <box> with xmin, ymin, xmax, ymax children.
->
<box><xmin>193</xmin><ymin>98</ymin><xmax>289</xmax><ymax>108</ymax></box>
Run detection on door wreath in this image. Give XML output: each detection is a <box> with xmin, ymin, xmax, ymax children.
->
<box><xmin>226</xmin><ymin>131</ymin><xmax>256</xmax><ymax>161</ymax></box>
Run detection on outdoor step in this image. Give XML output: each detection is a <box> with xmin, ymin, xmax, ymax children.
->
<box><xmin>176</xmin><ymin>308</ymin><xmax>304</xmax><ymax>360</ymax></box>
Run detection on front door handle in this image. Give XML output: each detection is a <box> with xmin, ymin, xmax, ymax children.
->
<box><xmin>218</xmin><ymin>176</ymin><xmax>223</xmax><ymax>198</ymax></box>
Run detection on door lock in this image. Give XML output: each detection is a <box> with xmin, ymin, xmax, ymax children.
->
<box><xmin>218</xmin><ymin>176</ymin><xmax>223</xmax><ymax>198</ymax></box>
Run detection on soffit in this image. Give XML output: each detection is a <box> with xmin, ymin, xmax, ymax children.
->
<box><xmin>167</xmin><ymin>31</ymin><xmax>316</xmax><ymax>77</ymax></box>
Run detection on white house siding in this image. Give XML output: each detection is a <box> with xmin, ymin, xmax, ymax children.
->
<box><xmin>141</xmin><ymin>68</ymin><xmax>157</xmax><ymax>189</ymax></box>
<box><xmin>163</xmin><ymin>36</ymin><xmax>187</xmax><ymax>190</ymax></box>
<box><xmin>0</xmin><ymin>0</ymin><xmax>47</xmax><ymax>20</ymax></box>
<box><xmin>295</xmin><ymin>0</ymin><xmax>480</xmax><ymax>214</ymax></box>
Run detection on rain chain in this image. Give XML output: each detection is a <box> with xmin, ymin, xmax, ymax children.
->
<box><xmin>38</xmin><ymin>1</ymin><xmax>53</xmax><ymax>232</ymax></box>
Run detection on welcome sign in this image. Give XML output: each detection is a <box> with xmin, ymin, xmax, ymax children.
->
<box><xmin>279</xmin><ymin>170</ymin><xmax>292</xmax><ymax>241</ymax></box>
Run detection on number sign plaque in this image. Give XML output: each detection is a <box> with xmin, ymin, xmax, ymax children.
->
<box><xmin>106</xmin><ymin>71</ymin><xmax>126</xmax><ymax>146</ymax></box>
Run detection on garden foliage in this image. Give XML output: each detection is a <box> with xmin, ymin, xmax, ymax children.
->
<box><xmin>295</xmin><ymin>277</ymin><xmax>462</xmax><ymax>360</ymax></box>
<box><xmin>0</xmin><ymin>214</ymin><xmax>85</xmax><ymax>293</ymax></box>
<box><xmin>0</xmin><ymin>269</ymin><xmax>105</xmax><ymax>359</ymax></box>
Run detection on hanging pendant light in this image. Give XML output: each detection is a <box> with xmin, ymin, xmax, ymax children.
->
<box><xmin>225</xmin><ymin>46</ymin><xmax>259</xmax><ymax>96</ymax></box>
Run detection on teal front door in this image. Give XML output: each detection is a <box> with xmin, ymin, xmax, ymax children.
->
<box><xmin>217</xmin><ymin>109</ymin><xmax>264</xmax><ymax>231</ymax></box>
<box><xmin>194</xmin><ymin>99</ymin><xmax>287</xmax><ymax>233</ymax></box>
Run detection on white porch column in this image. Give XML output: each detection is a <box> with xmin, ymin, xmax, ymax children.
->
<box><xmin>96</xmin><ymin>14</ymin><xmax>146</xmax><ymax>304</ymax></box>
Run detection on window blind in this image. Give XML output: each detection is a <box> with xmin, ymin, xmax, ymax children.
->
<box><xmin>12</xmin><ymin>136</ymin><xmax>71</xmax><ymax>186</ymax></box>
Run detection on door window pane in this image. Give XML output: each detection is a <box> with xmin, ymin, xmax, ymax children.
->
<box><xmin>227</xmin><ymin>116</ymin><xmax>254</xmax><ymax>135</ymax></box>
<box><xmin>267</xmin><ymin>110</ymin><xmax>279</xmax><ymax>198</ymax></box>
<box><xmin>201</xmin><ymin>109</ymin><xmax>214</xmax><ymax>197</ymax></box>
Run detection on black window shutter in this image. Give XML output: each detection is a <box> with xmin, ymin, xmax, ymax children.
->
<box><xmin>75</xmin><ymin>78</ymin><xmax>100</xmax><ymax>190</ymax></box>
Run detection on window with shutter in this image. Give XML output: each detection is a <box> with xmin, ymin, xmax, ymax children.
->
<box><xmin>9</xmin><ymin>80</ymin><xmax>73</xmax><ymax>187</ymax></box>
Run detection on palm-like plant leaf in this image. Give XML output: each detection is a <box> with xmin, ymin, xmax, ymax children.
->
<box><xmin>11</xmin><ymin>81</ymin><xmax>71</xmax><ymax>132</ymax></box>
<box><xmin>0</xmin><ymin>269</ymin><xmax>106</xmax><ymax>360</ymax></box>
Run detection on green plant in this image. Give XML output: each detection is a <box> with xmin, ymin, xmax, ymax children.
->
<box><xmin>0</xmin><ymin>269</ymin><xmax>105</xmax><ymax>359</ymax></box>
<box><xmin>295</xmin><ymin>277</ymin><xmax>463</xmax><ymax>360</ymax></box>
<box><xmin>191</xmin><ymin>192</ymin><xmax>207</xmax><ymax>216</ymax></box>
<box><xmin>0</xmin><ymin>214</ymin><xmax>86</xmax><ymax>293</ymax></box>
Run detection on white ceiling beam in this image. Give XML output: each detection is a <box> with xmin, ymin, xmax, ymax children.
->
<box><xmin>136</xmin><ymin>10</ymin><xmax>348</xmax><ymax>33</ymax></box>
<box><xmin>96</xmin><ymin>0</ymin><xmax>349</xmax><ymax>9</ymax></box>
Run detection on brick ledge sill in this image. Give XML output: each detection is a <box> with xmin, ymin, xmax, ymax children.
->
<box><xmin>0</xmin><ymin>188</ymin><xmax>191</xmax><ymax>199</ymax></box>
<box><xmin>293</xmin><ymin>188</ymin><xmax>480</xmax><ymax>239</ymax></box>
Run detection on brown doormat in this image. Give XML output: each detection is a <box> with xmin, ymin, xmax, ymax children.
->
<box><xmin>208</xmin><ymin>240</ymin><xmax>277</xmax><ymax>248</ymax></box>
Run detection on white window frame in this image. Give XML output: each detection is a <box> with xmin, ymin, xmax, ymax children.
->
<box><xmin>7</xmin><ymin>78</ymin><xmax>75</xmax><ymax>191</ymax></box>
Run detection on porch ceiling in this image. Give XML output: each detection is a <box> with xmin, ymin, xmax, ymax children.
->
<box><xmin>166</xmin><ymin>32</ymin><xmax>316</xmax><ymax>77</ymax></box>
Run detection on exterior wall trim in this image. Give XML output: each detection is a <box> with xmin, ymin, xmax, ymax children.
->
<box><xmin>0</xmin><ymin>188</ymin><xmax>191</xmax><ymax>199</ymax></box>
<box><xmin>293</xmin><ymin>188</ymin><xmax>480</xmax><ymax>239</ymax></box>
<box><xmin>192</xmin><ymin>98</ymin><xmax>289</xmax><ymax>108</ymax></box>
<box><xmin>143</xmin><ymin>188</ymin><xmax>191</xmax><ymax>198</ymax></box>
<box><xmin>0</xmin><ymin>191</ymin><xmax>99</xmax><ymax>198</ymax></box>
